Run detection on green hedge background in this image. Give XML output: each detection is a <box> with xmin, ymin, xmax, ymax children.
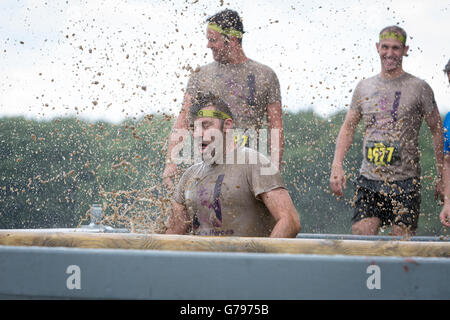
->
<box><xmin>0</xmin><ymin>111</ymin><xmax>446</xmax><ymax>236</ymax></box>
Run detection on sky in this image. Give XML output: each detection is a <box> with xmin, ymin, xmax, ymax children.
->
<box><xmin>0</xmin><ymin>0</ymin><xmax>449</xmax><ymax>123</ymax></box>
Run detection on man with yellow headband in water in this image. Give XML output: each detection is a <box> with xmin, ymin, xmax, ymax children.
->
<box><xmin>163</xmin><ymin>9</ymin><xmax>284</xmax><ymax>190</ymax></box>
<box><xmin>165</xmin><ymin>92</ymin><xmax>300</xmax><ymax>238</ymax></box>
<box><xmin>329</xmin><ymin>26</ymin><xmax>444</xmax><ymax>236</ymax></box>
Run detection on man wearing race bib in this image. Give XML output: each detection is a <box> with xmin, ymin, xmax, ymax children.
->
<box><xmin>330</xmin><ymin>26</ymin><xmax>444</xmax><ymax>236</ymax></box>
<box><xmin>163</xmin><ymin>9</ymin><xmax>284</xmax><ymax>190</ymax></box>
<box><xmin>440</xmin><ymin>59</ymin><xmax>450</xmax><ymax>228</ymax></box>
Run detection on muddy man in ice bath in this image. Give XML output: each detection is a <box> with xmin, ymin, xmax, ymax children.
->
<box><xmin>165</xmin><ymin>92</ymin><xmax>299</xmax><ymax>238</ymax></box>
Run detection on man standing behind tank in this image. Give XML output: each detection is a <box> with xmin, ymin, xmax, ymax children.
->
<box><xmin>162</xmin><ymin>9</ymin><xmax>284</xmax><ymax>190</ymax></box>
<box><xmin>330</xmin><ymin>26</ymin><xmax>444</xmax><ymax>236</ymax></box>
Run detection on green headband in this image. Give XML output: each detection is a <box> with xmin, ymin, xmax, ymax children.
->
<box><xmin>208</xmin><ymin>23</ymin><xmax>243</xmax><ymax>39</ymax></box>
<box><xmin>379</xmin><ymin>31</ymin><xmax>406</xmax><ymax>45</ymax></box>
<box><xmin>197</xmin><ymin>109</ymin><xmax>232</xmax><ymax>120</ymax></box>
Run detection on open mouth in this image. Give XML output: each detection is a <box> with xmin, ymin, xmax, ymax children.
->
<box><xmin>383</xmin><ymin>57</ymin><xmax>398</xmax><ymax>67</ymax></box>
<box><xmin>201</xmin><ymin>141</ymin><xmax>216</xmax><ymax>153</ymax></box>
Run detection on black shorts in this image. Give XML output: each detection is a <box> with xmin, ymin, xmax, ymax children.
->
<box><xmin>351</xmin><ymin>177</ymin><xmax>421</xmax><ymax>230</ymax></box>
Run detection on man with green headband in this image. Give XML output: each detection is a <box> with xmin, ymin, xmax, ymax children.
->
<box><xmin>329</xmin><ymin>26</ymin><xmax>444</xmax><ymax>236</ymax></box>
<box><xmin>163</xmin><ymin>9</ymin><xmax>284</xmax><ymax>190</ymax></box>
<box><xmin>165</xmin><ymin>92</ymin><xmax>300</xmax><ymax>238</ymax></box>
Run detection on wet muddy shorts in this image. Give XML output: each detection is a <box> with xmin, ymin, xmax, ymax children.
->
<box><xmin>351</xmin><ymin>176</ymin><xmax>421</xmax><ymax>230</ymax></box>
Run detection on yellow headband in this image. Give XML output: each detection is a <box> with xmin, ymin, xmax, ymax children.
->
<box><xmin>197</xmin><ymin>109</ymin><xmax>231</xmax><ymax>120</ymax></box>
<box><xmin>379</xmin><ymin>31</ymin><xmax>406</xmax><ymax>45</ymax></box>
<box><xmin>208</xmin><ymin>23</ymin><xmax>243</xmax><ymax>39</ymax></box>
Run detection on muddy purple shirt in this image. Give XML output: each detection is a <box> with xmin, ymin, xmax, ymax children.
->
<box><xmin>173</xmin><ymin>147</ymin><xmax>286</xmax><ymax>237</ymax></box>
<box><xmin>186</xmin><ymin>59</ymin><xmax>281</xmax><ymax>130</ymax></box>
<box><xmin>350</xmin><ymin>72</ymin><xmax>437</xmax><ymax>181</ymax></box>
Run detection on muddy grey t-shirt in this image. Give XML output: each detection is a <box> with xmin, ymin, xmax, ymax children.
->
<box><xmin>350</xmin><ymin>72</ymin><xmax>437</xmax><ymax>181</ymax></box>
<box><xmin>173</xmin><ymin>147</ymin><xmax>286</xmax><ymax>237</ymax></box>
<box><xmin>186</xmin><ymin>59</ymin><xmax>281</xmax><ymax>130</ymax></box>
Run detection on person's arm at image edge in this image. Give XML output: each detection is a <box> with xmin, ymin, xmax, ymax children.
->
<box><xmin>440</xmin><ymin>153</ymin><xmax>450</xmax><ymax>227</ymax></box>
<box><xmin>424</xmin><ymin>107</ymin><xmax>444</xmax><ymax>200</ymax></box>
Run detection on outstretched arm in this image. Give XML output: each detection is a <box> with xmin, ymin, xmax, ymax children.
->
<box><xmin>329</xmin><ymin>108</ymin><xmax>361</xmax><ymax>197</ymax></box>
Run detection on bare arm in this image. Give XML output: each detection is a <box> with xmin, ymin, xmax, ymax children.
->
<box><xmin>267</xmin><ymin>101</ymin><xmax>284</xmax><ymax>170</ymax></box>
<box><xmin>425</xmin><ymin>108</ymin><xmax>444</xmax><ymax>200</ymax></box>
<box><xmin>329</xmin><ymin>108</ymin><xmax>362</xmax><ymax>197</ymax></box>
<box><xmin>165</xmin><ymin>201</ymin><xmax>191</xmax><ymax>234</ymax></box>
<box><xmin>440</xmin><ymin>155</ymin><xmax>450</xmax><ymax>227</ymax></box>
<box><xmin>260</xmin><ymin>188</ymin><xmax>300</xmax><ymax>238</ymax></box>
<box><xmin>162</xmin><ymin>93</ymin><xmax>192</xmax><ymax>189</ymax></box>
